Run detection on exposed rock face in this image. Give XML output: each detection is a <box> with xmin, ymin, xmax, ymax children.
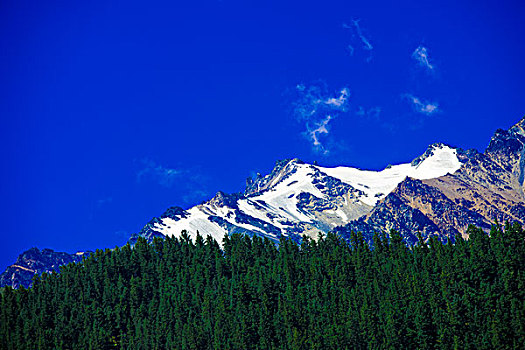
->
<box><xmin>244</xmin><ymin>159</ymin><xmax>302</xmax><ymax>196</ymax></box>
<box><xmin>0</xmin><ymin>248</ymin><xmax>92</xmax><ymax>289</ymax></box>
<box><xmin>131</xmin><ymin>136</ymin><xmax>469</xmax><ymax>245</ymax></box>
<box><xmin>411</xmin><ymin>142</ymin><xmax>452</xmax><ymax>167</ymax></box>
<box><xmin>3</xmin><ymin>119</ymin><xmax>524</xmax><ymax>288</ymax></box>
<box><xmin>127</xmin><ymin>117</ymin><xmax>523</xmax><ymax>249</ymax></box>
<box><xmin>335</xmin><ymin>177</ymin><xmax>491</xmax><ymax>245</ymax></box>
<box><xmin>336</xmin><ymin>117</ymin><xmax>525</xmax><ymax>244</ymax></box>
<box><xmin>427</xmin><ymin>118</ymin><xmax>525</xmax><ymax>227</ymax></box>
<box><xmin>136</xmin><ymin>158</ymin><xmax>374</xmax><ymax>245</ymax></box>
<box><xmin>128</xmin><ymin>206</ymin><xmax>189</xmax><ymax>245</ymax></box>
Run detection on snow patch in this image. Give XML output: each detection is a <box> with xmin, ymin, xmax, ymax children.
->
<box><xmin>143</xmin><ymin>145</ymin><xmax>461</xmax><ymax>244</ymax></box>
<box><xmin>317</xmin><ymin>145</ymin><xmax>461</xmax><ymax>205</ymax></box>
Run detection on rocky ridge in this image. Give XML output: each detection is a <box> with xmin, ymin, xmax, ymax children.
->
<box><xmin>2</xmin><ymin>117</ymin><xmax>523</xmax><ymax>289</ymax></box>
<box><xmin>0</xmin><ymin>248</ymin><xmax>92</xmax><ymax>289</ymax></box>
<box><xmin>335</xmin><ymin>117</ymin><xmax>525</xmax><ymax>244</ymax></box>
<box><xmin>134</xmin><ymin>139</ymin><xmax>466</xmax><ymax>246</ymax></box>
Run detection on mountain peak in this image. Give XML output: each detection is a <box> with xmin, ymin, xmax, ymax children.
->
<box><xmin>0</xmin><ymin>248</ymin><xmax>93</xmax><ymax>289</ymax></box>
<box><xmin>208</xmin><ymin>191</ymin><xmax>242</xmax><ymax>209</ymax></box>
<box><xmin>244</xmin><ymin>158</ymin><xmax>304</xmax><ymax>196</ymax></box>
<box><xmin>411</xmin><ymin>142</ymin><xmax>455</xmax><ymax>167</ymax></box>
<box><xmin>510</xmin><ymin>116</ymin><xmax>525</xmax><ymax>137</ymax></box>
<box><xmin>486</xmin><ymin>118</ymin><xmax>525</xmax><ymax>156</ymax></box>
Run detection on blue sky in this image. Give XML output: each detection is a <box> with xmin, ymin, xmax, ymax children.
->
<box><xmin>1</xmin><ymin>0</ymin><xmax>524</xmax><ymax>270</ymax></box>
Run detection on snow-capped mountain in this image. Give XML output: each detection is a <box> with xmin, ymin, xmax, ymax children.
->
<box><xmin>2</xmin><ymin>118</ymin><xmax>523</xmax><ymax>289</ymax></box>
<box><xmin>133</xmin><ymin>117</ymin><xmax>524</xmax><ymax>246</ymax></box>
<box><xmin>132</xmin><ymin>144</ymin><xmax>463</xmax><ymax>245</ymax></box>
<box><xmin>334</xmin><ymin>117</ymin><xmax>525</xmax><ymax>244</ymax></box>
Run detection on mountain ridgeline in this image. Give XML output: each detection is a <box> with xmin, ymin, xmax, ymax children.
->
<box><xmin>1</xmin><ymin>223</ymin><xmax>523</xmax><ymax>349</ymax></box>
<box><xmin>0</xmin><ymin>119</ymin><xmax>524</xmax><ymax>349</ymax></box>
<box><xmin>1</xmin><ymin>117</ymin><xmax>524</xmax><ymax>290</ymax></box>
<box><xmin>134</xmin><ymin>117</ymin><xmax>525</xmax><ymax>247</ymax></box>
<box><xmin>0</xmin><ymin>248</ymin><xmax>92</xmax><ymax>290</ymax></box>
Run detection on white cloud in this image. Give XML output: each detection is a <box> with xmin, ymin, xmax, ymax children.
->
<box><xmin>137</xmin><ymin>159</ymin><xmax>182</xmax><ymax>188</ymax></box>
<box><xmin>344</xmin><ymin>20</ymin><xmax>373</xmax><ymax>50</ymax></box>
<box><xmin>347</xmin><ymin>44</ymin><xmax>355</xmax><ymax>56</ymax></box>
<box><xmin>412</xmin><ymin>46</ymin><xmax>434</xmax><ymax>71</ymax></box>
<box><xmin>356</xmin><ymin>106</ymin><xmax>381</xmax><ymax>119</ymax></box>
<box><xmin>404</xmin><ymin>94</ymin><xmax>439</xmax><ymax>115</ymax></box>
<box><xmin>343</xmin><ymin>19</ymin><xmax>373</xmax><ymax>62</ymax></box>
<box><xmin>324</xmin><ymin>88</ymin><xmax>350</xmax><ymax>108</ymax></box>
<box><xmin>293</xmin><ymin>83</ymin><xmax>350</xmax><ymax>154</ymax></box>
<box><xmin>353</xmin><ymin>20</ymin><xmax>373</xmax><ymax>51</ymax></box>
<box><xmin>308</xmin><ymin>115</ymin><xmax>332</xmax><ymax>154</ymax></box>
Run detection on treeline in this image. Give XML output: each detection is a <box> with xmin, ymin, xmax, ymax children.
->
<box><xmin>0</xmin><ymin>223</ymin><xmax>524</xmax><ymax>349</ymax></box>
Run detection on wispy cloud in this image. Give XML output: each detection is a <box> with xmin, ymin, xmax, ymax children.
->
<box><xmin>403</xmin><ymin>94</ymin><xmax>439</xmax><ymax>115</ymax></box>
<box><xmin>343</xmin><ymin>19</ymin><xmax>373</xmax><ymax>62</ymax></box>
<box><xmin>136</xmin><ymin>158</ymin><xmax>212</xmax><ymax>205</ymax></box>
<box><xmin>412</xmin><ymin>46</ymin><xmax>434</xmax><ymax>71</ymax></box>
<box><xmin>136</xmin><ymin>159</ymin><xmax>212</xmax><ymax>206</ymax></box>
<box><xmin>356</xmin><ymin>106</ymin><xmax>381</xmax><ymax>119</ymax></box>
<box><xmin>293</xmin><ymin>84</ymin><xmax>350</xmax><ymax>154</ymax></box>
<box><xmin>324</xmin><ymin>88</ymin><xmax>350</xmax><ymax>107</ymax></box>
<box><xmin>309</xmin><ymin>115</ymin><xmax>332</xmax><ymax>147</ymax></box>
<box><xmin>137</xmin><ymin>159</ymin><xmax>182</xmax><ymax>187</ymax></box>
<box><xmin>355</xmin><ymin>105</ymin><xmax>399</xmax><ymax>132</ymax></box>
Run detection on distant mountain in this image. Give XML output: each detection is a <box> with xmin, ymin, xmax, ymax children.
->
<box><xmin>0</xmin><ymin>248</ymin><xmax>92</xmax><ymax>289</ymax></box>
<box><xmin>2</xmin><ymin>117</ymin><xmax>524</xmax><ymax>289</ymax></box>
<box><xmin>133</xmin><ymin>117</ymin><xmax>524</xmax><ymax>246</ymax></box>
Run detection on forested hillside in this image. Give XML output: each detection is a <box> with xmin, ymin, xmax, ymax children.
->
<box><xmin>1</xmin><ymin>223</ymin><xmax>524</xmax><ymax>349</ymax></box>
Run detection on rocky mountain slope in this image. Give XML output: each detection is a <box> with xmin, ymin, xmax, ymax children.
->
<box><xmin>133</xmin><ymin>144</ymin><xmax>464</xmax><ymax>245</ymax></box>
<box><xmin>135</xmin><ymin>117</ymin><xmax>523</xmax><ymax>246</ymax></box>
<box><xmin>0</xmin><ymin>248</ymin><xmax>92</xmax><ymax>289</ymax></box>
<box><xmin>2</xmin><ymin>117</ymin><xmax>523</xmax><ymax>289</ymax></box>
<box><xmin>335</xmin><ymin>117</ymin><xmax>525</xmax><ymax>244</ymax></box>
